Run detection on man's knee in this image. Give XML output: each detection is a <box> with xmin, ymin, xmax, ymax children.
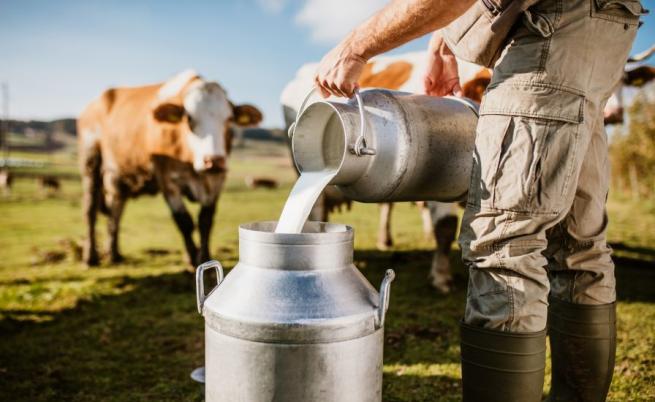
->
<box><xmin>547</xmin><ymin>226</ymin><xmax>616</xmax><ymax>304</ymax></box>
<box><xmin>465</xmin><ymin>267</ymin><xmax>549</xmax><ymax>332</ymax></box>
<box><xmin>550</xmin><ymin>268</ymin><xmax>616</xmax><ymax>305</ymax></box>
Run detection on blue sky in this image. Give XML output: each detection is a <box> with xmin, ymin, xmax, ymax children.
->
<box><xmin>1</xmin><ymin>0</ymin><xmax>654</xmax><ymax>127</ymax></box>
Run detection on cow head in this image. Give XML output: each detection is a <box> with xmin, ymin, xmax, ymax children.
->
<box><xmin>152</xmin><ymin>70</ymin><xmax>262</xmax><ymax>173</ymax></box>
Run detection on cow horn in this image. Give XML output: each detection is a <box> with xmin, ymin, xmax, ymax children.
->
<box><xmin>628</xmin><ymin>44</ymin><xmax>655</xmax><ymax>63</ymax></box>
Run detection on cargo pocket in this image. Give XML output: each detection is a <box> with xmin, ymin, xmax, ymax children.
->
<box><xmin>522</xmin><ymin>9</ymin><xmax>554</xmax><ymax>38</ymax></box>
<box><xmin>591</xmin><ymin>0</ymin><xmax>647</xmax><ymax>26</ymax></box>
<box><xmin>474</xmin><ymin>84</ymin><xmax>585</xmax><ymax>214</ymax></box>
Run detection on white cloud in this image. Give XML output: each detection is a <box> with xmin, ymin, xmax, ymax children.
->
<box><xmin>257</xmin><ymin>0</ymin><xmax>288</xmax><ymax>14</ymax></box>
<box><xmin>295</xmin><ymin>0</ymin><xmax>387</xmax><ymax>45</ymax></box>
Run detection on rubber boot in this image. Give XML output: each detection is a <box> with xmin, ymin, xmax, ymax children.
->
<box><xmin>548</xmin><ymin>297</ymin><xmax>616</xmax><ymax>402</ymax></box>
<box><xmin>460</xmin><ymin>322</ymin><xmax>546</xmax><ymax>402</ymax></box>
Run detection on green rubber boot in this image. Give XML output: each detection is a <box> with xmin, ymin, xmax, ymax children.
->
<box><xmin>460</xmin><ymin>322</ymin><xmax>546</xmax><ymax>402</ymax></box>
<box><xmin>548</xmin><ymin>297</ymin><xmax>616</xmax><ymax>402</ymax></box>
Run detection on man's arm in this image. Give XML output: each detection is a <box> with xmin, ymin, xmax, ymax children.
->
<box><xmin>315</xmin><ymin>0</ymin><xmax>475</xmax><ymax>98</ymax></box>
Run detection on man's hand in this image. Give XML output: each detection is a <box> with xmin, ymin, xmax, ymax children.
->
<box><xmin>313</xmin><ymin>0</ymin><xmax>475</xmax><ymax>98</ymax></box>
<box><xmin>424</xmin><ymin>31</ymin><xmax>462</xmax><ymax>97</ymax></box>
<box><xmin>315</xmin><ymin>43</ymin><xmax>367</xmax><ymax>99</ymax></box>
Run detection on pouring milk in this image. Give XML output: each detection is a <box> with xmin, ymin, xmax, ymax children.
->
<box><xmin>275</xmin><ymin>170</ymin><xmax>337</xmax><ymax>233</ymax></box>
<box><xmin>275</xmin><ymin>93</ymin><xmax>346</xmax><ymax>234</ymax></box>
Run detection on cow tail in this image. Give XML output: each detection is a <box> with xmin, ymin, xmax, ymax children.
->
<box><xmin>94</xmin><ymin>156</ymin><xmax>109</xmax><ymax>216</ymax></box>
<box><xmin>82</xmin><ymin>149</ymin><xmax>108</xmax><ymax>216</ymax></box>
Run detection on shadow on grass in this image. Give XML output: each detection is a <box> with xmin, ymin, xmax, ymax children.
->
<box><xmin>383</xmin><ymin>372</ymin><xmax>461</xmax><ymax>402</ymax></box>
<box><xmin>357</xmin><ymin>246</ymin><xmax>655</xmax><ymax>367</ymax></box>
<box><xmin>609</xmin><ymin>241</ymin><xmax>655</xmax><ymax>260</ymax></box>
<box><xmin>614</xmin><ymin>255</ymin><xmax>655</xmax><ymax>302</ymax></box>
<box><xmin>0</xmin><ymin>272</ymin><xmax>205</xmax><ymax>402</ymax></box>
<box><xmin>0</xmin><ymin>249</ymin><xmax>466</xmax><ymax>401</ymax></box>
<box><xmin>1</xmin><ymin>248</ymin><xmax>652</xmax><ymax>401</ymax></box>
<box><xmin>356</xmin><ymin>249</ymin><xmax>467</xmax><ymax>367</ymax></box>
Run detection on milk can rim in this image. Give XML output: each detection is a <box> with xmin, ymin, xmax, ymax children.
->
<box><xmin>292</xmin><ymin>101</ymin><xmax>348</xmax><ymax>175</ymax></box>
<box><xmin>239</xmin><ymin>221</ymin><xmax>353</xmax><ymax>244</ymax></box>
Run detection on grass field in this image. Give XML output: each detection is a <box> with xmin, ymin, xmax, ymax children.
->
<box><xmin>1</xmin><ymin>142</ymin><xmax>654</xmax><ymax>401</ymax></box>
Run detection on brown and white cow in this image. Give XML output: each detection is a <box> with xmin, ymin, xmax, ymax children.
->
<box><xmin>281</xmin><ymin>45</ymin><xmax>655</xmax><ymax>293</ymax></box>
<box><xmin>78</xmin><ymin>70</ymin><xmax>262</xmax><ymax>267</ymax></box>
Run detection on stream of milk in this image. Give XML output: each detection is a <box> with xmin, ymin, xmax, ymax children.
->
<box><xmin>274</xmin><ymin>170</ymin><xmax>337</xmax><ymax>233</ymax></box>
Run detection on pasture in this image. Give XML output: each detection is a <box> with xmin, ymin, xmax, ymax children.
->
<box><xmin>0</xmin><ymin>140</ymin><xmax>654</xmax><ymax>401</ymax></box>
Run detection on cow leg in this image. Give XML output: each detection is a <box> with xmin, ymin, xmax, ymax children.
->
<box><xmin>376</xmin><ymin>202</ymin><xmax>394</xmax><ymax>250</ymax></box>
<box><xmin>430</xmin><ymin>213</ymin><xmax>458</xmax><ymax>294</ymax></box>
<box><xmin>163</xmin><ymin>192</ymin><xmax>198</xmax><ymax>267</ymax></box>
<box><xmin>418</xmin><ymin>202</ymin><xmax>433</xmax><ymax>241</ymax></box>
<box><xmin>102</xmin><ymin>172</ymin><xmax>126</xmax><ymax>264</ymax></box>
<box><xmin>106</xmin><ymin>194</ymin><xmax>126</xmax><ymax>264</ymax></box>
<box><xmin>197</xmin><ymin>202</ymin><xmax>217</xmax><ymax>265</ymax></box>
<box><xmin>81</xmin><ymin>154</ymin><xmax>102</xmax><ymax>267</ymax></box>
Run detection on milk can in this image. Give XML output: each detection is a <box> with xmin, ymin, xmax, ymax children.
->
<box><xmin>289</xmin><ymin>89</ymin><xmax>479</xmax><ymax>202</ymax></box>
<box><xmin>196</xmin><ymin>221</ymin><xmax>395</xmax><ymax>402</ymax></box>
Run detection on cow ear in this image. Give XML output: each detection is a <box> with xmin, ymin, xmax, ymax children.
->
<box><xmin>153</xmin><ymin>103</ymin><xmax>186</xmax><ymax>123</ymax></box>
<box><xmin>232</xmin><ymin>104</ymin><xmax>263</xmax><ymax>127</ymax></box>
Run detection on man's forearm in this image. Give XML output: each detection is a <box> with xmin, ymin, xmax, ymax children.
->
<box><xmin>345</xmin><ymin>0</ymin><xmax>475</xmax><ymax>60</ymax></box>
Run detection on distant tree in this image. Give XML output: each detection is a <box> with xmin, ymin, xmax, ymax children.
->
<box><xmin>609</xmin><ymin>89</ymin><xmax>655</xmax><ymax>199</ymax></box>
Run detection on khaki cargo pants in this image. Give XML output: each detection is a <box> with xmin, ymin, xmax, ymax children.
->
<box><xmin>459</xmin><ymin>0</ymin><xmax>642</xmax><ymax>332</ymax></box>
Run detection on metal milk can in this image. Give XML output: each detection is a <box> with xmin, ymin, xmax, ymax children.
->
<box><xmin>289</xmin><ymin>89</ymin><xmax>479</xmax><ymax>202</ymax></box>
<box><xmin>196</xmin><ymin>221</ymin><xmax>395</xmax><ymax>402</ymax></box>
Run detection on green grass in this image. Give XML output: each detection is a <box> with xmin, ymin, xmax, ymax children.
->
<box><xmin>1</xmin><ymin>146</ymin><xmax>654</xmax><ymax>401</ymax></box>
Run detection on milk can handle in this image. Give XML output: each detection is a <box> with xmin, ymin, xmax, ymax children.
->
<box><xmin>288</xmin><ymin>87</ymin><xmax>376</xmax><ymax>157</ymax></box>
<box><xmin>376</xmin><ymin>269</ymin><xmax>396</xmax><ymax>329</ymax></box>
<box><xmin>196</xmin><ymin>260</ymin><xmax>225</xmax><ymax>315</ymax></box>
